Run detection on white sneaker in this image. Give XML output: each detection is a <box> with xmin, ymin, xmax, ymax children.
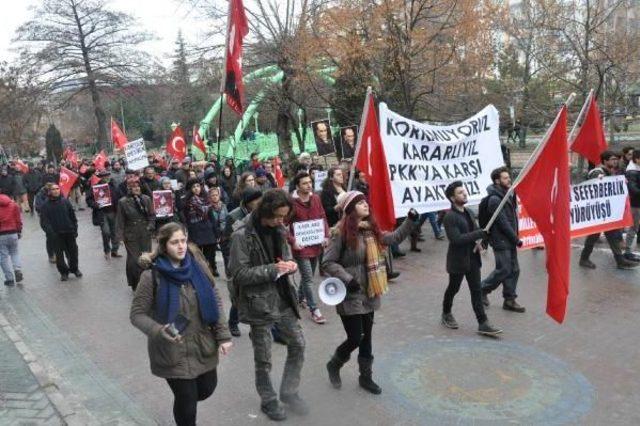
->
<box><xmin>311</xmin><ymin>308</ymin><xmax>326</xmax><ymax>324</ymax></box>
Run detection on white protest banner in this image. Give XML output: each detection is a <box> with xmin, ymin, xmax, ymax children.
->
<box><xmin>314</xmin><ymin>170</ymin><xmax>328</xmax><ymax>192</ymax></box>
<box><xmin>379</xmin><ymin>103</ymin><xmax>504</xmax><ymax>217</ymax></box>
<box><xmin>293</xmin><ymin>219</ymin><xmax>325</xmax><ymax>247</ymax></box>
<box><xmin>124</xmin><ymin>138</ymin><xmax>149</xmax><ymax>171</ymax></box>
<box><xmin>518</xmin><ymin>175</ymin><xmax>632</xmax><ymax>249</ymax></box>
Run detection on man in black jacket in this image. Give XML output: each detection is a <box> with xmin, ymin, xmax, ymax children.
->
<box><xmin>481</xmin><ymin>167</ymin><xmax>525</xmax><ymax>313</ymax></box>
<box><xmin>442</xmin><ymin>181</ymin><xmax>501</xmax><ymax>336</ymax></box>
<box><xmin>39</xmin><ymin>184</ymin><xmax>82</xmax><ymax>281</ymax></box>
<box><xmin>86</xmin><ymin>170</ymin><xmax>122</xmax><ymax>259</ymax></box>
<box><xmin>625</xmin><ymin>150</ymin><xmax>640</xmax><ymax>257</ymax></box>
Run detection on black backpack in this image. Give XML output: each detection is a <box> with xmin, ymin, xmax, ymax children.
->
<box><xmin>477</xmin><ymin>195</ymin><xmax>494</xmax><ymax>230</ymax></box>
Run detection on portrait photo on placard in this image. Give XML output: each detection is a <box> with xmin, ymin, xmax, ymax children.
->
<box><xmin>340</xmin><ymin>125</ymin><xmax>358</xmax><ymax>159</ymax></box>
<box><xmin>311</xmin><ymin>119</ymin><xmax>336</xmax><ymax>156</ymax></box>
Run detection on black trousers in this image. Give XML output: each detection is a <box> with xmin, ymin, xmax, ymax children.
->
<box><xmin>166</xmin><ymin>369</ymin><xmax>217</xmax><ymax>426</ymax></box>
<box><xmin>199</xmin><ymin>244</ymin><xmax>217</xmax><ymax>273</ymax></box>
<box><xmin>53</xmin><ymin>232</ymin><xmax>78</xmax><ymax>275</ymax></box>
<box><xmin>443</xmin><ymin>267</ymin><xmax>487</xmax><ymax>324</ymax></box>
<box><xmin>336</xmin><ymin>312</ymin><xmax>374</xmax><ymax>360</ymax></box>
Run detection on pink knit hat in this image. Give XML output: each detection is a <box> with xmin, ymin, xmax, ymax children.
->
<box><xmin>337</xmin><ymin>190</ymin><xmax>365</xmax><ymax>213</ymax></box>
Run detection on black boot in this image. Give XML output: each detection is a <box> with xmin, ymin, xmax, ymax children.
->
<box><xmin>358</xmin><ymin>356</ymin><xmax>382</xmax><ymax>394</ymax></box>
<box><xmin>410</xmin><ymin>236</ymin><xmax>422</xmax><ymax>252</ymax></box>
<box><xmin>326</xmin><ymin>353</ymin><xmax>349</xmax><ymax>389</ymax></box>
<box><xmin>615</xmin><ymin>254</ymin><xmax>639</xmax><ymax>270</ymax></box>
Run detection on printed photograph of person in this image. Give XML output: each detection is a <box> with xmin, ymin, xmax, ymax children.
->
<box><xmin>340</xmin><ymin>125</ymin><xmax>358</xmax><ymax>159</ymax></box>
<box><xmin>311</xmin><ymin>120</ymin><xmax>336</xmax><ymax>157</ymax></box>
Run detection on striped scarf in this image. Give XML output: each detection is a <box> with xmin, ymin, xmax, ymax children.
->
<box><xmin>363</xmin><ymin>229</ymin><xmax>388</xmax><ymax>298</ymax></box>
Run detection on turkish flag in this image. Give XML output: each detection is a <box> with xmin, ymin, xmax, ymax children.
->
<box><xmin>354</xmin><ymin>92</ymin><xmax>396</xmax><ymax>232</ymax></box>
<box><xmin>166</xmin><ymin>126</ymin><xmax>187</xmax><ymax>161</ymax></box>
<box><xmin>515</xmin><ymin>106</ymin><xmax>571</xmax><ymax>323</ymax></box>
<box><xmin>274</xmin><ymin>156</ymin><xmax>285</xmax><ymax>188</ymax></box>
<box><xmin>64</xmin><ymin>149</ymin><xmax>79</xmax><ymax>169</ymax></box>
<box><xmin>193</xmin><ymin>126</ymin><xmax>207</xmax><ymax>155</ymax></box>
<box><xmin>221</xmin><ymin>0</ymin><xmax>249</xmax><ymax>115</ymax></box>
<box><xmin>570</xmin><ymin>96</ymin><xmax>608</xmax><ymax>165</ymax></box>
<box><xmin>14</xmin><ymin>160</ymin><xmax>29</xmax><ymax>174</ymax></box>
<box><xmin>93</xmin><ymin>150</ymin><xmax>108</xmax><ymax>170</ymax></box>
<box><xmin>59</xmin><ymin>167</ymin><xmax>79</xmax><ymax>198</ymax></box>
<box><xmin>90</xmin><ymin>174</ymin><xmax>100</xmax><ymax>186</ymax></box>
<box><xmin>111</xmin><ymin>118</ymin><xmax>128</xmax><ymax>150</ymax></box>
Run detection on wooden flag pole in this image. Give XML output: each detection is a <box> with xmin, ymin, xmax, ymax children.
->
<box><xmin>484</xmin><ymin>93</ymin><xmax>577</xmax><ymax>232</ymax></box>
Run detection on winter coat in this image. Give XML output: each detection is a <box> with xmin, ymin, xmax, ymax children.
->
<box><xmin>228</xmin><ymin>213</ymin><xmax>300</xmax><ymax>325</ymax></box>
<box><xmin>141</xmin><ymin>177</ymin><xmax>159</xmax><ymax>198</ymax></box>
<box><xmin>130</xmin><ymin>247</ymin><xmax>231</xmax><ymax>379</ymax></box>
<box><xmin>320</xmin><ymin>187</ymin><xmax>342</xmax><ymax>227</ymax></box>
<box><xmin>23</xmin><ymin>170</ymin><xmax>43</xmax><ymax>193</ymax></box>
<box><xmin>182</xmin><ymin>195</ymin><xmax>216</xmax><ymax>246</ymax></box>
<box><xmin>115</xmin><ymin>194</ymin><xmax>155</xmax><ymax>243</ymax></box>
<box><xmin>321</xmin><ymin>218</ymin><xmax>416</xmax><ymax>316</ymax></box>
<box><xmin>209</xmin><ymin>204</ymin><xmax>229</xmax><ymax>241</ymax></box>
<box><xmin>224</xmin><ymin>205</ymin><xmax>248</xmax><ymax>239</ymax></box>
<box><xmin>0</xmin><ymin>175</ymin><xmax>16</xmax><ymax>197</ymax></box>
<box><xmin>39</xmin><ymin>196</ymin><xmax>78</xmax><ymax>235</ymax></box>
<box><xmin>86</xmin><ymin>181</ymin><xmax>120</xmax><ymax>226</ymax></box>
<box><xmin>13</xmin><ymin>174</ymin><xmax>26</xmax><ymax>195</ymax></box>
<box><xmin>34</xmin><ymin>187</ymin><xmax>49</xmax><ymax>213</ymax></box>
<box><xmin>287</xmin><ymin>192</ymin><xmax>329</xmax><ymax>259</ymax></box>
<box><xmin>485</xmin><ymin>184</ymin><xmax>519</xmax><ymax>250</ymax></box>
<box><xmin>0</xmin><ymin>195</ymin><xmax>22</xmax><ymax>235</ymax></box>
<box><xmin>442</xmin><ymin>206</ymin><xmax>484</xmax><ymax>274</ymax></box>
<box><xmin>219</xmin><ymin>175</ymin><xmax>236</xmax><ymax>200</ymax></box>
<box><xmin>626</xmin><ymin>162</ymin><xmax>640</xmax><ymax>208</ymax></box>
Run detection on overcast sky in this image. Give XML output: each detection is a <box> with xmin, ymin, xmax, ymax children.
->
<box><xmin>0</xmin><ymin>0</ymin><xmax>214</xmax><ymax>66</ymax></box>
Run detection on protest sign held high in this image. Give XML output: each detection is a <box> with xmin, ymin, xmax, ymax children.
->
<box><xmin>379</xmin><ymin>103</ymin><xmax>504</xmax><ymax>217</ymax></box>
<box><xmin>124</xmin><ymin>138</ymin><xmax>149</xmax><ymax>171</ymax></box>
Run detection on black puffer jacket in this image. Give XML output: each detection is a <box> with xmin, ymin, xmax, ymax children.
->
<box><xmin>485</xmin><ymin>184</ymin><xmax>519</xmax><ymax>250</ymax></box>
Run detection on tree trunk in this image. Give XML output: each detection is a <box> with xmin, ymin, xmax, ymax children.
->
<box><xmin>276</xmin><ymin>105</ymin><xmax>294</xmax><ymax>171</ymax></box>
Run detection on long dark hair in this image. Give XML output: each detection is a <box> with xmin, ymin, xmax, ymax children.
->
<box><xmin>254</xmin><ymin>189</ymin><xmax>294</xmax><ymax>223</ymax></box>
<box><xmin>339</xmin><ymin>200</ymin><xmax>383</xmax><ymax>249</ymax></box>
<box><xmin>321</xmin><ymin>166</ymin><xmax>344</xmax><ymax>195</ymax></box>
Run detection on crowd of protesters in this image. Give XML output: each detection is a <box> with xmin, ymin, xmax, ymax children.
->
<box><xmin>2</xmin><ymin>144</ymin><xmax>640</xmax><ymax>424</ymax></box>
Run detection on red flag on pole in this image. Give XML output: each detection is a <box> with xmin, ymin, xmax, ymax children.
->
<box><xmin>220</xmin><ymin>0</ymin><xmax>249</xmax><ymax>115</ymax></box>
<box><xmin>111</xmin><ymin>118</ymin><xmax>128</xmax><ymax>150</ymax></box>
<box><xmin>90</xmin><ymin>174</ymin><xmax>100</xmax><ymax>186</ymax></box>
<box><xmin>570</xmin><ymin>96</ymin><xmax>608</xmax><ymax>165</ymax></box>
<box><xmin>515</xmin><ymin>106</ymin><xmax>571</xmax><ymax>323</ymax></box>
<box><xmin>354</xmin><ymin>91</ymin><xmax>396</xmax><ymax>232</ymax></box>
<box><xmin>14</xmin><ymin>160</ymin><xmax>29</xmax><ymax>174</ymax></box>
<box><xmin>274</xmin><ymin>156</ymin><xmax>285</xmax><ymax>188</ymax></box>
<box><xmin>59</xmin><ymin>167</ymin><xmax>79</xmax><ymax>198</ymax></box>
<box><xmin>93</xmin><ymin>150</ymin><xmax>108</xmax><ymax>170</ymax></box>
<box><xmin>193</xmin><ymin>126</ymin><xmax>207</xmax><ymax>155</ymax></box>
<box><xmin>166</xmin><ymin>126</ymin><xmax>187</xmax><ymax>161</ymax></box>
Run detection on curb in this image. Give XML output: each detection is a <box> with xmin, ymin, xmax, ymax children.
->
<box><xmin>0</xmin><ymin>313</ymin><xmax>95</xmax><ymax>425</ymax></box>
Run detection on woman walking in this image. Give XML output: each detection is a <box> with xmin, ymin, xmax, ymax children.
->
<box><xmin>181</xmin><ymin>179</ymin><xmax>218</xmax><ymax>274</ymax></box>
<box><xmin>116</xmin><ymin>177</ymin><xmax>155</xmax><ymax>290</ymax></box>
<box><xmin>320</xmin><ymin>166</ymin><xmax>346</xmax><ymax>227</ymax></box>
<box><xmin>322</xmin><ymin>191</ymin><xmax>418</xmax><ymax>394</ymax></box>
<box><xmin>130</xmin><ymin>223</ymin><xmax>232</xmax><ymax>426</ymax></box>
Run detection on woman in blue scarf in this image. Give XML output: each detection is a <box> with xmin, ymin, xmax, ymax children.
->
<box><xmin>130</xmin><ymin>222</ymin><xmax>232</xmax><ymax>426</ymax></box>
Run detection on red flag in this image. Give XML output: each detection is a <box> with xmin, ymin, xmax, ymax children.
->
<box><xmin>274</xmin><ymin>156</ymin><xmax>285</xmax><ymax>188</ymax></box>
<box><xmin>64</xmin><ymin>149</ymin><xmax>79</xmax><ymax>168</ymax></box>
<box><xmin>93</xmin><ymin>150</ymin><xmax>108</xmax><ymax>170</ymax></box>
<box><xmin>354</xmin><ymin>92</ymin><xmax>396</xmax><ymax>232</ymax></box>
<box><xmin>111</xmin><ymin>118</ymin><xmax>128</xmax><ymax>150</ymax></box>
<box><xmin>59</xmin><ymin>167</ymin><xmax>79</xmax><ymax>198</ymax></box>
<box><xmin>90</xmin><ymin>174</ymin><xmax>100</xmax><ymax>186</ymax></box>
<box><xmin>166</xmin><ymin>126</ymin><xmax>187</xmax><ymax>161</ymax></box>
<box><xmin>515</xmin><ymin>106</ymin><xmax>570</xmax><ymax>323</ymax></box>
<box><xmin>193</xmin><ymin>126</ymin><xmax>207</xmax><ymax>155</ymax></box>
<box><xmin>221</xmin><ymin>0</ymin><xmax>249</xmax><ymax>115</ymax></box>
<box><xmin>570</xmin><ymin>96</ymin><xmax>608</xmax><ymax>165</ymax></box>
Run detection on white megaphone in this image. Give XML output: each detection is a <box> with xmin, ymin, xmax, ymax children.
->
<box><xmin>318</xmin><ymin>277</ymin><xmax>347</xmax><ymax>306</ymax></box>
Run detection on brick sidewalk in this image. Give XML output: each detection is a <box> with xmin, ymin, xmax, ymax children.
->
<box><xmin>0</xmin><ymin>316</ymin><xmax>63</xmax><ymax>425</ymax></box>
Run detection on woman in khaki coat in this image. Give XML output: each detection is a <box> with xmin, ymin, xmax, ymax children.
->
<box><xmin>130</xmin><ymin>222</ymin><xmax>232</xmax><ymax>426</ymax></box>
<box><xmin>322</xmin><ymin>191</ymin><xmax>418</xmax><ymax>395</ymax></box>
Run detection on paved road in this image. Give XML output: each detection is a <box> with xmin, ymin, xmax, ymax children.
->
<box><xmin>1</xmin><ymin>209</ymin><xmax>639</xmax><ymax>425</ymax></box>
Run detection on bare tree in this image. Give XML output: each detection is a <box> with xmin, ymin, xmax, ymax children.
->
<box><xmin>14</xmin><ymin>0</ymin><xmax>153</xmax><ymax>151</ymax></box>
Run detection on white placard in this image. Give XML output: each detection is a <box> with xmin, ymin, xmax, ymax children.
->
<box><xmin>124</xmin><ymin>138</ymin><xmax>149</xmax><ymax>171</ymax></box>
<box><xmin>293</xmin><ymin>219</ymin><xmax>325</xmax><ymax>247</ymax></box>
<box><xmin>379</xmin><ymin>103</ymin><xmax>504</xmax><ymax>217</ymax></box>
<box><xmin>314</xmin><ymin>170</ymin><xmax>328</xmax><ymax>192</ymax></box>
<box><xmin>170</xmin><ymin>179</ymin><xmax>180</xmax><ymax>190</ymax></box>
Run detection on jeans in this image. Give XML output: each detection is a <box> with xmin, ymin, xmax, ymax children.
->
<box><xmin>199</xmin><ymin>244</ymin><xmax>217</xmax><ymax>273</ymax></box>
<box><xmin>53</xmin><ymin>232</ymin><xmax>79</xmax><ymax>275</ymax></box>
<box><xmin>419</xmin><ymin>212</ymin><xmax>442</xmax><ymax>237</ymax></box>
<box><xmin>295</xmin><ymin>256</ymin><xmax>318</xmax><ymax>311</ymax></box>
<box><xmin>248</xmin><ymin>308</ymin><xmax>305</xmax><ymax>404</ymax></box>
<box><xmin>336</xmin><ymin>312</ymin><xmax>374</xmax><ymax>360</ymax></box>
<box><xmin>100</xmin><ymin>212</ymin><xmax>119</xmax><ymax>254</ymax></box>
<box><xmin>443</xmin><ymin>267</ymin><xmax>487</xmax><ymax>324</ymax></box>
<box><xmin>0</xmin><ymin>233</ymin><xmax>21</xmax><ymax>281</ymax></box>
<box><xmin>625</xmin><ymin>207</ymin><xmax>640</xmax><ymax>252</ymax></box>
<box><xmin>166</xmin><ymin>369</ymin><xmax>217</xmax><ymax>426</ymax></box>
<box><xmin>481</xmin><ymin>248</ymin><xmax>520</xmax><ymax>300</ymax></box>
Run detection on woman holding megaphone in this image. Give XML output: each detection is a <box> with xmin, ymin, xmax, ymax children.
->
<box><xmin>321</xmin><ymin>191</ymin><xmax>418</xmax><ymax>394</ymax></box>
